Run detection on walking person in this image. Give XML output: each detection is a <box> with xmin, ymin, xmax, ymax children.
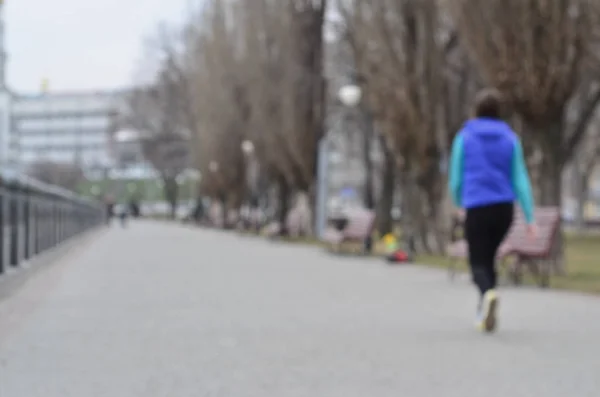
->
<box><xmin>105</xmin><ymin>195</ymin><xmax>115</xmax><ymax>226</ymax></box>
<box><xmin>448</xmin><ymin>88</ymin><xmax>536</xmax><ymax>333</ymax></box>
<box><xmin>119</xmin><ymin>211</ymin><xmax>128</xmax><ymax>227</ymax></box>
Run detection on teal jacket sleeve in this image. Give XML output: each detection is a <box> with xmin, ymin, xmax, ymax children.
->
<box><xmin>448</xmin><ymin>133</ymin><xmax>464</xmax><ymax>207</ymax></box>
<box><xmin>511</xmin><ymin>139</ymin><xmax>535</xmax><ymax>223</ymax></box>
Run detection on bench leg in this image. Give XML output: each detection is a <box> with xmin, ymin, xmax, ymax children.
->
<box><xmin>363</xmin><ymin>236</ymin><xmax>373</xmax><ymax>254</ymax></box>
<box><xmin>508</xmin><ymin>256</ymin><xmax>523</xmax><ymax>285</ymax></box>
<box><xmin>506</xmin><ymin>255</ymin><xmax>551</xmax><ymax>288</ymax></box>
<box><xmin>497</xmin><ymin>257</ymin><xmax>508</xmax><ymax>285</ymax></box>
<box><xmin>537</xmin><ymin>261</ymin><xmax>550</xmax><ymax>288</ymax></box>
<box><xmin>499</xmin><ymin>257</ymin><xmax>523</xmax><ymax>286</ymax></box>
<box><xmin>522</xmin><ymin>258</ymin><xmax>550</xmax><ymax>288</ymax></box>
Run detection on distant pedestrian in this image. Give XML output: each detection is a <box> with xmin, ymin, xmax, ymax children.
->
<box><xmin>192</xmin><ymin>199</ymin><xmax>205</xmax><ymax>223</ymax></box>
<box><xmin>105</xmin><ymin>196</ymin><xmax>115</xmax><ymax>226</ymax></box>
<box><xmin>448</xmin><ymin>88</ymin><xmax>536</xmax><ymax>333</ymax></box>
<box><xmin>119</xmin><ymin>207</ymin><xmax>128</xmax><ymax>228</ymax></box>
<box><xmin>129</xmin><ymin>200</ymin><xmax>140</xmax><ymax>218</ymax></box>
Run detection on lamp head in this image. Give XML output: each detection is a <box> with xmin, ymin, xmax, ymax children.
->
<box><xmin>241</xmin><ymin>140</ymin><xmax>255</xmax><ymax>155</ymax></box>
<box><xmin>338</xmin><ymin>84</ymin><xmax>362</xmax><ymax>107</ymax></box>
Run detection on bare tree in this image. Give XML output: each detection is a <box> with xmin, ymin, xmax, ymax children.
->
<box><xmin>26</xmin><ymin>161</ymin><xmax>86</xmax><ymax>192</ymax></box>
<box><xmin>142</xmin><ymin>133</ymin><xmax>190</xmax><ymax>217</ymax></box>
<box><xmin>449</xmin><ymin>0</ymin><xmax>599</xmax><ymax>203</ymax></box>
<box><xmin>121</xmin><ymin>60</ymin><xmax>191</xmax><ymax>218</ymax></box>
<box><xmin>177</xmin><ymin>0</ymin><xmax>251</xmax><ymax>225</ymax></box>
<box><xmin>241</xmin><ymin>0</ymin><xmax>300</xmax><ymax>229</ymax></box>
<box><xmin>327</xmin><ymin>17</ymin><xmax>393</xmax><ymax>233</ymax></box>
<box><xmin>568</xmin><ymin>115</ymin><xmax>600</xmax><ymax>229</ymax></box>
<box><xmin>176</xmin><ymin>0</ymin><xmax>329</xmax><ymax>232</ymax></box>
<box><xmin>449</xmin><ymin>0</ymin><xmax>600</xmax><ymax>270</ymax></box>
<box><xmin>336</xmin><ymin>0</ymin><xmax>460</xmax><ymax>253</ymax></box>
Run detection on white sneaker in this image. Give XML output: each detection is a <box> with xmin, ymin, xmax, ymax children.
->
<box><xmin>477</xmin><ymin>289</ymin><xmax>498</xmax><ymax>333</ymax></box>
<box><xmin>475</xmin><ymin>310</ymin><xmax>484</xmax><ymax>330</ymax></box>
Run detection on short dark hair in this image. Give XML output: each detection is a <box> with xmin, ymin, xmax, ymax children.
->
<box><xmin>473</xmin><ymin>88</ymin><xmax>506</xmax><ymax>119</ymax></box>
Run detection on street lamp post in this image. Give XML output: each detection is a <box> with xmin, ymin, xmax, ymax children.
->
<box><xmin>315</xmin><ymin>135</ymin><xmax>331</xmax><ymax>240</ymax></box>
<box><xmin>187</xmin><ymin>170</ymin><xmax>202</xmax><ymax>222</ymax></box>
<box><xmin>187</xmin><ymin>169</ymin><xmax>202</xmax><ymax>203</ymax></box>
<box><xmin>241</xmin><ymin>140</ymin><xmax>258</xmax><ymax>230</ymax></box>
<box><xmin>315</xmin><ymin>83</ymin><xmax>364</xmax><ymax>240</ymax></box>
<box><xmin>209</xmin><ymin>161</ymin><xmax>226</xmax><ymax>227</ymax></box>
<box><xmin>338</xmin><ymin>79</ymin><xmax>376</xmax><ymax>210</ymax></box>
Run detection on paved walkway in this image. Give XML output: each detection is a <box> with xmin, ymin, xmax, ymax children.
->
<box><xmin>0</xmin><ymin>221</ymin><xmax>599</xmax><ymax>396</ymax></box>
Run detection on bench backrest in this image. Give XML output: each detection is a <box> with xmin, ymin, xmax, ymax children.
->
<box><xmin>342</xmin><ymin>210</ymin><xmax>376</xmax><ymax>240</ymax></box>
<box><xmin>505</xmin><ymin>206</ymin><xmax>560</xmax><ymax>257</ymax></box>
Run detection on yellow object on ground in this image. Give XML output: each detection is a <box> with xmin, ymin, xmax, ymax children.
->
<box><xmin>382</xmin><ymin>233</ymin><xmax>398</xmax><ymax>253</ymax></box>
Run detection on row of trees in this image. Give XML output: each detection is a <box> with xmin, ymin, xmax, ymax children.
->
<box><xmin>127</xmin><ymin>0</ymin><xmax>600</xmax><ymax>270</ymax></box>
<box><xmin>123</xmin><ymin>0</ymin><xmax>328</xmax><ymax>226</ymax></box>
<box><xmin>26</xmin><ymin>160</ymin><xmax>85</xmax><ymax>191</ymax></box>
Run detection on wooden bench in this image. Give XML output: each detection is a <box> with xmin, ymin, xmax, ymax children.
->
<box><xmin>447</xmin><ymin>207</ymin><xmax>560</xmax><ymax>287</ymax></box>
<box><xmin>322</xmin><ymin>210</ymin><xmax>376</xmax><ymax>254</ymax></box>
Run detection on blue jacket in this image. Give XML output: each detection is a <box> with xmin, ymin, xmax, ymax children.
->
<box><xmin>448</xmin><ymin>118</ymin><xmax>534</xmax><ymax>223</ymax></box>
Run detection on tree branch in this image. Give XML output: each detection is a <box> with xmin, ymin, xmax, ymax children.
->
<box><xmin>564</xmin><ymin>83</ymin><xmax>600</xmax><ymax>164</ymax></box>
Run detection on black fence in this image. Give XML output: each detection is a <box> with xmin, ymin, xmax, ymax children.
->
<box><xmin>0</xmin><ymin>172</ymin><xmax>105</xmax><ymax>276</ymax></box>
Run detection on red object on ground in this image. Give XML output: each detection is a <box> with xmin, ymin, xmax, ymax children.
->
<box><xmin>394</xmin><ymin>250</ymin><xmax>409</xmax><ymax>261</ymax></box>
<box><xmin>386</xmin><ymin>249</ymin><xmax>411</xmax><ymax>263</ymax></box>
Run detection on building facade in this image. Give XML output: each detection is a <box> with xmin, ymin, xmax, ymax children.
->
<box><xmin>11</xmin><ymin>90</ymin><xmax>123</xmax><ymax>177</ymax></box>
<box><xmin>0</xmin><ymin>0</ymin><xmax>15</xmax><ymax>170</ymax></box>
<box><xmin>0</xmin><ymin>90</ymin><xmax>16</xmax><ymax>169</ymax></box>
<box><xmin>110</xmin><ymin>128</ymin><xmax>156</xmax><ymax>180</ymax></box>
<box><xmin>0</xmin><ymin>1</ymin><xmax>132</xmax><ymax>177</ymax></box>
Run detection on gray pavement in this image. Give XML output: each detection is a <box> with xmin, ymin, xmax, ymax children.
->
<box><xmin>0</xmin><ymin>221</ymin><xmax>599</xmax><ymax>396</ymax></box>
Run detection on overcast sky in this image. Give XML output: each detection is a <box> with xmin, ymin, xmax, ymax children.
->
<box><xmin>4</xmin><ymin>0</ymin><xmax>192</xmax><ymax>93</ymax></box>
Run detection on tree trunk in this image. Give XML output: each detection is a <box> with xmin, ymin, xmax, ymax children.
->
<box><xmin>409</xmin><ymin>185</ymin><xmax>433</xmax><ymax>254</ymax></box>
<box><xmin>538</xmin><ymin>152</ymin><xmax>562</xmax><ymax>206</ymax></box>
<box><xmin>308</xmin><ymin>182</ymin><xmax>317</xmax><ymax>236</ymax></box>
<box><xmin>361</xmin><ymin>111</ymin><xmax>376</xmax><ymax>210</ymax></box>
<box><xmin>376</xmin><ymin>138</ymin><xmax>396</xmax><ymax>235</ymax></box>
<box><xmin>163</xmin><ymin>177</ymin><xmax>179</xmax><ymax>219</ymax></box>
<box><xmin>219</xmin><ymin>193</ymin><xmax>227</xmax><ymax>228</ymax></box>
<box><xmin>399</xmin><ymin>169</ymin><xmax>419</xmax><ymax>255</ymax></box>
<box><xmin>575</xmin><ymin>184</ymin><xmax>589</xmax><ymax>231</ymax></box>
<box><xmin>425</xmin><ymin>190</ymin><xmax>447</xmax><ymax>254</ymax></box>
<box><xmin>528</xmin><ymin>118</ymin><xmax>565</xmax><ymax>274</ymax></box>
<box><xmin>419</xmin><ymin>164</ymin><xmax>446</xmax><ymax>254</ymax></box>
<box><xmin>294</xmin><ymin>191</ymin><xmax>312</xmax><ymax>236</ymax></box>
<box><xmin>416</xmin><ymin>208</ymin><xmax>433</xmax><ymax>253</ymax></box>
<box><xmin>276</xmin><ymin>175</ymin><xmax>291</xmax><ymax>236</ymax></box>
<box><xmin>573</xmin><ymin>160</ymin><xmax>589</xmax><ymax>231</ymax></box>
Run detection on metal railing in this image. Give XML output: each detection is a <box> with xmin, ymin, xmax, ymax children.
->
<box><xmin>0</xmin><ymin>171</ymin><xmax>105</xmax><ymax>275</ymax></box>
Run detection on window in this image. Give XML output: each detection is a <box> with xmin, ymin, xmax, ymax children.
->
<box><xmin>19</xmin><ymin>116</ymin><xmax>110</xmax><ymax>131</ymax></box>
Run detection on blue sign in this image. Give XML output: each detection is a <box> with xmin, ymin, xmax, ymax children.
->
<box><xmin>340</xmin><ymin>187</ymin><xmax>357</xmax><ymax>198</ymax></box>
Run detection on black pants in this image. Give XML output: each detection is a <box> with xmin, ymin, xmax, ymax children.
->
<box><xmin>465</xmin><ymin>202</ymin><xmax>513</xmax><ymax>295</ymax></box>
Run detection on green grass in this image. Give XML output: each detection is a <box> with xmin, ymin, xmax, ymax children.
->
<box><xmin>202</xmin><ymin>222</ymin><xmax>600</xmax><ymax>294</ymax></box>
<box><xmin>416</xmin><ymin>233</ymin><xmax>600</xmax><ymax>294</ymax></box>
